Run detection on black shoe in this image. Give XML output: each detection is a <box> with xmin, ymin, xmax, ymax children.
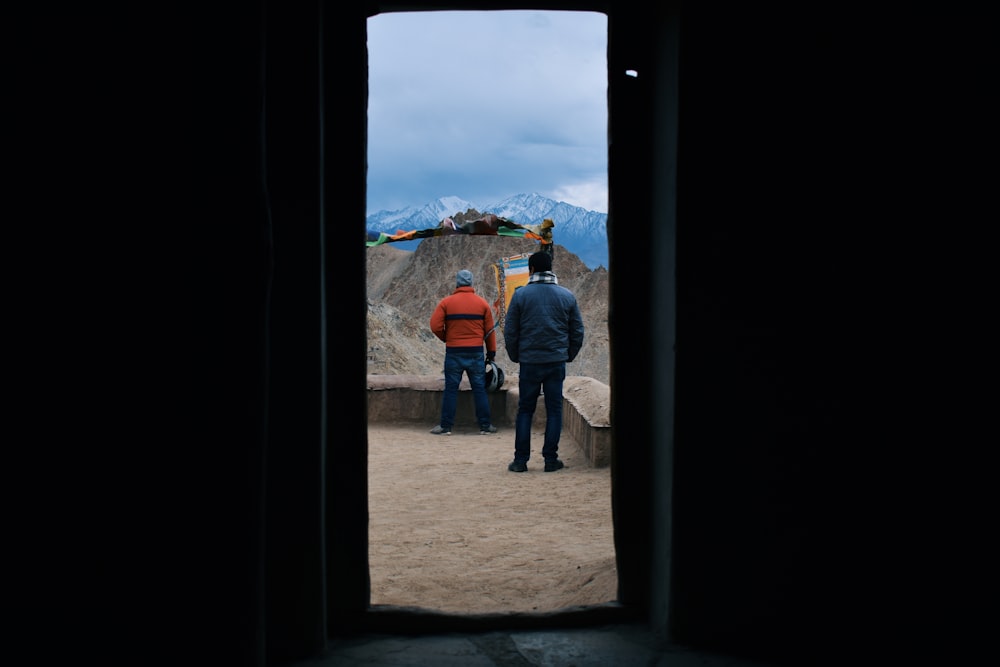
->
<box><xmin>544</xmin><ymin>460</ymin><xmax>565</xmax><ymax>472</ymax></box>
<box><xmin>508</xmin><ymin>461</ymin><xmax>527</xmax><ymax>473</ymax></box>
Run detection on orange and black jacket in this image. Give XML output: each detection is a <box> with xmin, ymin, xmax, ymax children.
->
<box><xmin>429</xmin><ymin>286</ymin><xmax>497</xmax><ymax>354</ymax></box>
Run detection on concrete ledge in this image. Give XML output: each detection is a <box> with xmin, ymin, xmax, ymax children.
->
<box><xmin>367</xmin><ymin>374</ymin><xmax>508</xmax><ymax>426</ymax></box>
<box><xmin>368</xmin><ymin>374</ymin><xmax>611</xmax><ymax>467</ymax></box>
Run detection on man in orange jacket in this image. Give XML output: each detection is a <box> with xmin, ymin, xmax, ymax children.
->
<box><xmin>429</xmin><ymin>269</ymin><xmax>499</xmax><ymax>435</ymax></box>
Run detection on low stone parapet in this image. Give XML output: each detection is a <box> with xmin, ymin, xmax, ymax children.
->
<box><xmin>368</xmin><ymin>374</ymin><xmax>611</xmax><ymax>468</ymax></box>
<box><xmin>366</xmin><ymin>374</ymin><xmax>508</xmax><ymax>426</ymax></box>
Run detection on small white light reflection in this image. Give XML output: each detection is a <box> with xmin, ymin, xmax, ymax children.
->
<box><xmin>625</xmin><ymin>69</ymin><xmax>638</xmax><ymax>78</ymax></box>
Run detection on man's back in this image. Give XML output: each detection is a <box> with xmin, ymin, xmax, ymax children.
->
<box><xmin>505</xmin><ymin>281</ymin><xmax>584</xmax><ymax>364</ymax></box>
<box><xmin>430</xmin><ymin>286</ymin><xmax>496</xmax><ymax>351</ymax></box>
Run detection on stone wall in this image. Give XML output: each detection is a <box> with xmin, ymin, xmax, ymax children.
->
<box><xmin>367</xmin><ymin>375</ymin><xmax>611</xmax><ymax>467</ymax></box>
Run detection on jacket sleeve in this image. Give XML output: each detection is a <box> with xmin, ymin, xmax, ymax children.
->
<box><xmin>429</xmin><ymin>300</ymin><xmax>447</xmax><ymax>342</ymax></box>
<box><xmin>503</xmin><ymin>294</ymin><xmax>520</xmax><ymax>363</ymax></box>
<box><xmin>566</xmin><ymin>298</ymin><xmax>585</xmax><ymax>363</ymax></box>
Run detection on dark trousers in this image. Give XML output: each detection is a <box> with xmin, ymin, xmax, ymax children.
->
<box><xmin>513</xmin><ymin>362</ymin><xmax>566</xmax><ymax>463</ymax></box>
<box><xmin>439</xmin><ymin>350</ymin><xmax>491</xmax><ymax>429</ymax></box>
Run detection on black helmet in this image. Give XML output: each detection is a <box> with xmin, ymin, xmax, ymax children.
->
<box><xmin>485</xmin><ymin>360</ymin><xmax>505</xmax><ymax>392</ymax></box>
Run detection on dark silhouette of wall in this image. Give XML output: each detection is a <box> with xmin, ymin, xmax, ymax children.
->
<box><xmin>196</xmin><ymin>2</ymin><xmax>905</xmax><ymax>666</ymax></box>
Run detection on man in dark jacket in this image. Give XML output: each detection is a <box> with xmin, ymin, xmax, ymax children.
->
<box><xmin>503</xmin><ymin>251</ymin><xmax>584</xmax><ymax>472</ymax></box>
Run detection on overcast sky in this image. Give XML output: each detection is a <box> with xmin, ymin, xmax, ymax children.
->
<box><xmin>366</xmin><ymin>10</ymin><xmax>608</xmax><ymax>215</ymax></box>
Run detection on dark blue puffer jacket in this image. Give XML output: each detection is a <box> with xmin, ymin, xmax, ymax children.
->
<box><xmin>503</xmin><ymin>278</ymin><xmax>584</xmax><ymax>364</ymax></box>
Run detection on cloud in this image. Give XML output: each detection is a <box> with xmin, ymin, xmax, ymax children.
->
<box><xmin>367</xmin><ymin>10</ymin><xmax>608</xmax><ymax>214</ymax></box>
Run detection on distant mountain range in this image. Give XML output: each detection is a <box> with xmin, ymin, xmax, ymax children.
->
<box><xmin>366</xmin><ymin>193</ymin><xmax>609</xmax><ymax>270</ymax></box>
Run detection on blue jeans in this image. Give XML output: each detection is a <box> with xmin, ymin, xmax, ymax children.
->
<box><xmin>439</xmin><ymin>350</ymin><xmax>492</xmax><ymax>430</ymax></box>
<box><xmin>513</xmin><ymin>362</ymin><xmax>566</xmax><ymax>463</ymax></box>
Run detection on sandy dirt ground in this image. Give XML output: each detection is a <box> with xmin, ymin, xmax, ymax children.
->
<box><xmin>368</xmin><ymin>422</ymin><xmax>618</xmax><ymax>614</ymax></box>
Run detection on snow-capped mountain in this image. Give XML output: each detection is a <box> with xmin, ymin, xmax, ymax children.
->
<box><xmin>366</xmin><ymin>193</ymin><xmax>609</xmax><ymax>270</ymax></box>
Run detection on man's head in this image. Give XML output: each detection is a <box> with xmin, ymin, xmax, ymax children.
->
<box><xmin>456</xmin><ymin>269</ymin><xmax>474</xmax><ymax>287</ymax></box>
<box><xmin>528</xmin><ymin>251</ymin><xmax>553</xmax><ymax>274</ymax></box>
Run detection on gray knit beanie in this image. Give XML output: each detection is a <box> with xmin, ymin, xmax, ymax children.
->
<box><xmin>456</xmin><ymin>270</ymin><xmax>474</xmax><ymax>287</ymax></box>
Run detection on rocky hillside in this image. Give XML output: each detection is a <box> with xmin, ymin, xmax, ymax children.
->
<box><xmin>367</xmin><ymin>234</ymin><xmax>609</xmax><ymax>386</ymax></box>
